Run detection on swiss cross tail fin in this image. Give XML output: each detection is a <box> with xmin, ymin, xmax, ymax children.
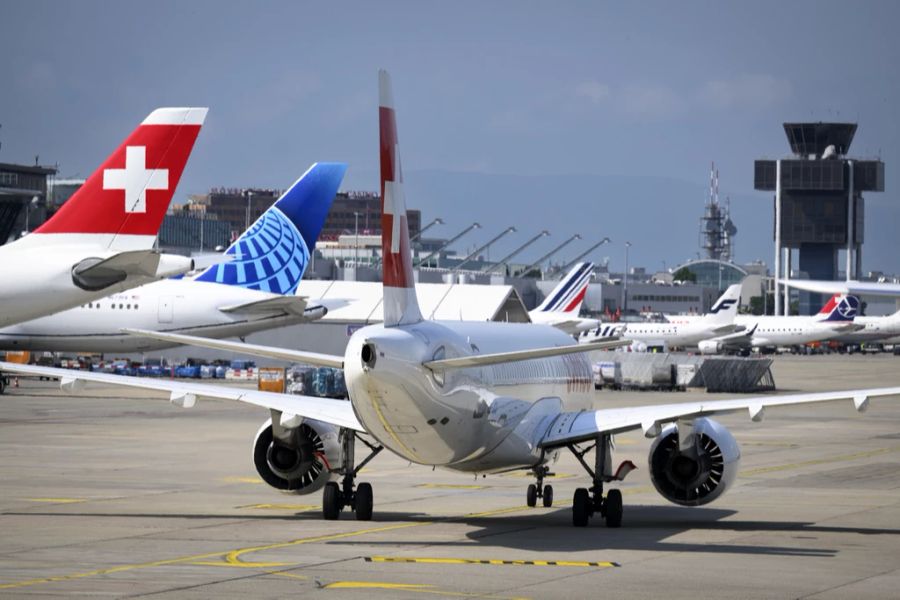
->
<box><xmin>535</xmin><ymin>262</ymin><xmax>594</xmax><ymax>314</ymax></box>
<box><xmin>35</xmin><ymin>107</ymin><xmax>208</xmax><ymax>249</ymax></box>
<box><xmin>379</xmin><ymin>70</ymin><xmax>422</xmax><ymax>327</ymax></box>
<box><xmin>194</xmin><ymin>162</ymin><xmax>346</xmax><ymax>294</ymax></box>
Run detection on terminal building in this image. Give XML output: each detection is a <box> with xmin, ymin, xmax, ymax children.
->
<box><xmin>0</xmin><ymin>162</ymin><xmax>57</xmax><ymax>243</ymax></box>
<box><xmin>755</xmin><ymin>122</ymin><xmax>885</xmax><ymax>315</ymax></box>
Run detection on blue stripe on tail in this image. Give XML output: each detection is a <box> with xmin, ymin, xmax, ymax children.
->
<box><xmin>195</xmin><ymin>162</ymin><xmax>347</xmax><ymax>294</ymax></box>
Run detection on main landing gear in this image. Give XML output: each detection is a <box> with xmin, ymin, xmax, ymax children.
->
<box><xmin>526</xmin><ymin>464</ymin><xmax>554</xmax><ymax>508</ymax></box>
<box><xmin>322</xmin><ymin>429</ymin><xmax>383</xmax><ymax>521</ymax></box>
<box><xmin>567</xmin><ymin>434</ymin><xmax>635</xmax><ymax>528</ymax></box>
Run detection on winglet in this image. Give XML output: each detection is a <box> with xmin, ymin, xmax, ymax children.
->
<box><xmin>379</xmin><ymin>69</ymin><xmax>422</xmax><ymax>327</ymax></box>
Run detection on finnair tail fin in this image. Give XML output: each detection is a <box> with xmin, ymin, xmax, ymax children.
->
<box><xmin>534</xmin><ymin>262</ymin><xmax>594</xmax><ymax>314</ymax></box>
<box><xmin>34</xmin><ymin>107</ymin><xmax>207</xmax><ymax>250</ymax></box>
<box><xmin>194</xmin><ymin>162</ymin><xmax>347</xmax><ymax>294</ymax></box>
<box><xmin>379</xmin><ymin>69</ymin><xmax>422</xmax><ymax>327</ymax></box>
<box><xmin>702</xmin><ymin>284</ymin><xmax>742</xmax><ymax>326</ymax></box>
<box><xmin>815</xmin><ymin>294</ymin><xmax>860</xmax><ymax>322</ymax></box>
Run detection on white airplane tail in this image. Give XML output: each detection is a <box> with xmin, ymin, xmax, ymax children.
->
<box><xmin>701</xmin><ymin>284</ymin><xmax>742</xmax><ymax>326</ymax></box>
<box><xmin>533</xmin><ymin>262</ymin><xmax>594</xmax><ymax>315</ymax></box>
<box><xmin>379</xmin><ymin>70</ymin><xmax>422</xmax><ymax>327</ymax></box>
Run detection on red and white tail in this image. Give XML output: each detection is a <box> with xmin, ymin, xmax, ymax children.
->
<box><xmin>379</xmin><ymin>70</ymin><xmax>422</xmax><ymax>327</ymax></box>
<box><xmin>34</xmin><ymin>107</ymin><xmax>208</xmax><ymax>250</ymax></box>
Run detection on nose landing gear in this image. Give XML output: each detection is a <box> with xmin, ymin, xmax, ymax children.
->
<box><xmin>322</xmin><ymin>429</ymin><xmax>383</xmax><ymax>521</ymax></box>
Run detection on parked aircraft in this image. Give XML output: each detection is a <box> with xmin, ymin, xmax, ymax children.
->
<box><xmin>824</xmin><ymin>308</ymin><xmax>900</xmax><ymax>346</ymax></box>
<box><xmin>5</xmin><ymin>72</ymin><xmax>900</xmax><ymax>531</ymax></box>
<box><xmin>528</xmin><ymin>262</ymin><xmax>600</xmax><ymax>333</ymax></box>
<box><xmin>578</xmin><ymin>284</ymin><xmax>743</xmax><ymax>350</ymax></box>
<box><xmin>0</xmin><ymin>163</ymin><xmax>347</xmax><ymax>353</ymax></box>
<box><xmin>0</xmin><ymin>108</ymin><xmax>207</xmax><ymax>327</ymax></box>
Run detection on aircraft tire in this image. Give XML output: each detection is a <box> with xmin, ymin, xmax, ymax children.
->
<box><xmin>355</xmin><ymin>482</ymin><xmax>373</xmax><ymax>521</ymax></box>
<box><xmin>542</xmin><ymin>485</ymin><xmax>553</xmax><ymax>508</ymax></box>
<box><xmin>572</xmin><ymin>488</ymin><xmax>590</xmax><ymax>527</ymax></box>
<box><xmin>526</xmin><ymin>484</ymin><xmax>537</xmax><ymax>507</ymax></box>
<box><xmin>323</xmin><ymin>482</ymin><xmax>342</xmax><ymax>520</ymax></box>
<box><xmin>604</xmin><ymin>489</ymin><xmax>623</xmax><ymax>528</ymax></box>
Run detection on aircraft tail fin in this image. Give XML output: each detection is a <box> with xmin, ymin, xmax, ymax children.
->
<box><xmin>194</xmin><ymin>162</ymin><xmax>346</xmax><ymax>294</ymax></box>
<box><xmin>816</xmin><ymin>294</ymin><xmax>860</xmax><ymax>322</ymax></box>
<box><xmin>379</xmin><ymin>69</ymin><xmax>422</xmax><ymax>327</ymax></box>
<box><xmin>702</xmin><ymin>283</ymin><xmax>742</xmax><ymax>325</ymax></box>
<box><xmin>34</xmin><ymin>108</ymin><xmax>207</xmax><ymax>249</ymax></box>
<box><xmin>534</xmin><ymin>262</ymin><xmax>594</xmax><ymax>314</ymax></box>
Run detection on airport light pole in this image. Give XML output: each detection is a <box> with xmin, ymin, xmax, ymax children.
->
<box><xmin>416</xmin><ymin>222</ymin><xmax>481</xmax><ymax>268</ymax></box>
<box><xmin>244</xmin><ymin>190</ymin><xmax>254</xmax><ymax>232</ymax></box>
<box><xmin>354</xmin><ymin>212</ymin><xmax>360</xmax><ymax>267</ymax></box>
<box><xmin>483</xmin><ymin>230</ymin><xmax>550</xmax><ymax>275</ymax></box>
<box><xmin>23</xmin><ymin>195</ymin><xmax>39</xmax><ymax>234</ymax></box>
<box><xmin>559</xmin><ymin>237</ymin><xmax>611</xmax><ymax>273</ymax></box>
<box><xmin>409</xmin><ymin>217</ymin><xmax>444</xmax><ymax>245</ymax></box>
<box><xmin>452</xmin><ymin>226</ymin><xmax>517</xmax><ymax>272</ymax></box>
<box><xmin>623</xmin><ymin>241</ymin><xmax>632</xmax><ymax>313</ymax></box>
<box><xmin>518</xmin><ymin>234</ymin><xmax>582</xmax><ymax>278</ymax></box>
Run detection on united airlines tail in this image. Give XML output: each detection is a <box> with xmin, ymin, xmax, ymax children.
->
<box><xmin>533</xmin><ymin>262</ymin><xmax>594</xmax><ymax>315</ymax></box>
<box><xmin>815</xmin><ymin>294</ymin><xmax>860</xmax><ymax>322</ymax></box>
<box><xmin>194</xmin><ymin>162</ymin><xmax>347</xmax><ymax>294</ymax></box>
<box><xmin>34</xmin><ymin>107</ymin><xmax>207</xmax><ymax>250</ymax></box>
<box><xmin>379</xmin><ymin>69</ymin><xmax>423</xmax><ymax>327</ymax></box>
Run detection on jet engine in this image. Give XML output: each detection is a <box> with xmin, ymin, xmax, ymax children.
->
<box><xmin>252</xmin><ymin>418</ymin><xmax>341</xmax><ymax>494</ymax></box>
<box><xmin>698</xmin><ymin>340</ymin><xmax>724</xmax><ymax>355</ymax></box>
<box><xmin>648</xmin><ymin>417</ymin><xmax>740</xmax><ymax>506</ymax></box>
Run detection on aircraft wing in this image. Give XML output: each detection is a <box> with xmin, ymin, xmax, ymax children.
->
<box><xmin>538</xmin><ymin>386</ymin><xmax>900</xmax><ymax>448</ymax></box>
<box><xmin>121</xmin><ymin>328</ymin><xmax>344</xmax><ymax>368</ymax></box>
<box><xmin>539</xmin><ymin>317</ymin><xmax>602</xmax><ymax>335</ymax></box>
<box><xmin>784</xmin><ymin>279</ymin><xmax>900</xmax><ymax>298</ymax></box>
<box><xmin>423</xmin><ymin>339</ymin><xmax>629</xmax><ymax>370</ymax></box>
<box><xmin>0</xmin><ymin>361</ymin><xmax>363</xmax><ymax>431</ymax></box>
<box><xmin>709</xmin><ymin>323</ymin><xmax>744</xmax><ymax>336</ymax></box>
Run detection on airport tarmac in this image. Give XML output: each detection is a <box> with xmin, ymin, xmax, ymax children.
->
<box><xmin>2</xmin><ymin>354</ymin><xmax>900</xmax><ymax>599</ymax></box>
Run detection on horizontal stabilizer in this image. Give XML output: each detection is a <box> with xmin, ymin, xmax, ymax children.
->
<box><xmin>121</xmin><ymin>328</ymin><xmax>344</xmax><ymax>368</ymax></box>
<box><xmin>219</xmin><ymin>295</ymin><xmax>309</xmax><ymax>316</ymax></box>
<box><xmin>423</xmin><ymin>339</ymin><xmax>630</xmax><ymax>371</ymax></box>
<box><xmin>72</xmin><ymin>251</ymin><xmax>193</xmax><ymax>290</ymax></box>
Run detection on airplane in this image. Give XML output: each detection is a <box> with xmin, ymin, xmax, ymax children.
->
<box><xmin>784</xmin><ymin>278</ymin><xmax>900</xmax><ymax>298</ymax></box>
<box><xmin>699</xmin><ymin>294</ymin><xmax>863</xmax><ymax>353</ymax></box>
<box><xmin>528</xmin><ymin>262</ymin><xmax>601</xmax><ymax>333</ymax></box>
<box><xmin>824</xmin><ymin>308</ymin><xmax>900</xmax><ymax>346</ymax></box>
<box><xmin>4</xmin><ymin>71</ymin><xmax>900</xmax><ymax>530</ymax></box>
<box><xmin>0</xmin><ymin>163</ymin><xmax>347</xmax><ymax>353</ymax></box>
<box><xmin>577</xmin><ymin>283</ymin><xmax>743</xmax><ymax>350</ymax></box>
<box><xmin>0</xmin><ymin>108</ymin><xmax>207</xmax><ymax>328</ymax></box>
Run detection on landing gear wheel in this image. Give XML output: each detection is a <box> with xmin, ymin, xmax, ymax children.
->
<box><xmin>526</xmin><ymin>483</ymin><xmax>538</xmax><ymax>507</ymax></box>
<box><xmin>572</xmin><ymin>488</ymin><xmax>591</xmax><ymax>527</ymax></box>
<box><xmin>604</xmin><ymin>489</ymin><xmax>623</xmax><ymax>528</ymax></box>
<box><xmin>542</xmin><ymin>485</ymin><xmax>553</xmax><ymax>508</ymax></box>
<box><xmin>323</xmin><ymin>481</ymin><xmax>342</xmax><ymax>520</ymax></box>
<box><xmin>355</xmin><ymin>482</ymin><xmax>373</xmax><ymax>521</ymax></box>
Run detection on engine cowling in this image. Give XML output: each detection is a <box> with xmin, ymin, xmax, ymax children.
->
<box><xmin>648</xmin><ymin>417</ymin><xmax>740</xmax><ymax>506</ymax></box>
<box><xmin>698</xmin><ymin>340</ymin><xmax>724</xmax><ymax>355</ymax></box>
<box><xmin>252</xmin><ymin>418</ymin><xmax>341</xmax><ymax>494</ymax></box>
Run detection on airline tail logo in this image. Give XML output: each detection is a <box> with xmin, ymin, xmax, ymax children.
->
<box><xmin>195</xmin><ymin>162</ymin><xmax>346</xmax><ymax>294</ymax></box>
<box><xmin>35</xmin><ymin>107</ymin><xmax>207</xmax><ymax>240</ymax></box>
<box><xmin>818</xmin><ymin>295</ymin><xmax>859</xmax><ymax>322</ymax></box>
<box><xmin>537</xmin><ymin>262</ymin><xmax>594</xmax><ymax>314</ymax></box>
<box><xmin>379</xmin><ymin>69</ymin><xmax>422</xmax><ymax>326</ymax></box>
<box><xmin>709</xmin><ymin>298</ymin><xmax>738</xmax><ymax>314</ymax></box>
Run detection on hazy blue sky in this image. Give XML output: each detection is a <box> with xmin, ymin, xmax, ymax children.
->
<box><xmin>2</xmin><ymin>1</ymin><xmax>899</xmax><ymax>271</ymax></box>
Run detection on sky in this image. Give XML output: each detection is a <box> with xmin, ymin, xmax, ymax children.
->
<box><xmin>2</xmin><ymin>1</ymin><xmax>899</xmax><ymax>272</ymax></box>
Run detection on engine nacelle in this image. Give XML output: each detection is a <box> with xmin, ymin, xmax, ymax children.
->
<box><xmin>648</xmin><ymin>417</ymin><xmax>740</xmax><ymax>506</ymax></box>
<box><xmin>698</xmin><ymin>340</ymin><xmax>725</xmax><ymax>355</ymax></box>
<box><xmin>252</xmin><ymin>418</ymin><xmax>341</xmax><ymax>494</ymax></box>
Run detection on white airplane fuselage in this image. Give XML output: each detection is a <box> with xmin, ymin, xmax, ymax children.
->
<box><xmin>579</xmin><ymin>320</ymin><xmax>724</xmax><ymax>347</ymax></box>
<box><xmin>0</xmin><ymin>278</ymin><xmax>303</xmax><ymax>353</ymax></box>
<box><xmin>344</xmin><ymin>320</ymin><xmax>593</xmax><ymax>473</ymax></box>
<box><xmin>733</xmin><ymin>315</ymin><xmax>854</xmax><ymax>347</ymax></box>
<box><xmin>827</xmin><ymin>313</ymin><xmax>900</xmax><ymax>344</ymax></box>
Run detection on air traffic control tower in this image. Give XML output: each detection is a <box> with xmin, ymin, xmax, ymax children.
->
<box><xmin>754</xmin><ymin>123</ymin><xmax>885</xmax><ymax>315</ymax></box>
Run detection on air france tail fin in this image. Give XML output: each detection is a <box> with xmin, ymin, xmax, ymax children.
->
<box><xmin>194</xmin><ymin>162</ymin><xmax>347</xmax><ymax>294</ymax></box>
<box><xmin>379</xmin><ymin>69</ymin><xmax>422</xmax><ymax>327</ymax></box>
<box><xmin>702</xmin><ymin>284</ymin><xmax>742</xmax><ymax>325</ymax></box>
<box><xmin>34</xmin><ymin>107</ymin><xmax>208</xmax><ymax>250</ymax></box>
<box><xmin>815</xmin><ymin>294</ymin><xmax>859</xmax><ymax>322</ymax></box>
<box><xmin>534</xmin><ymin>262</ymin><xmax>594</xmax><ymax>314</ymax></box>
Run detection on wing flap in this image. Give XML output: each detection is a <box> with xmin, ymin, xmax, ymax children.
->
<box><xmin>120</xmin><ymin>328</ymin><xmax>344</xmax><ymax>368</ymax></box>
<box><xmin>0</xmin><ymin>362</ymin><xmax>362</xmax><ymax>431</ymax></box>
<box><xmin>423</xmin><ymin>339</ymin><xmax>630</xmax><ymax>371</ymax></box>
